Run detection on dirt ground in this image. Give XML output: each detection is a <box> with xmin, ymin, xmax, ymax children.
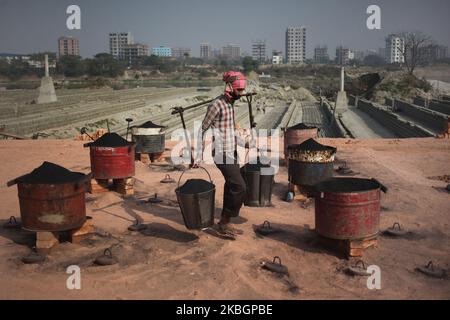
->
<box><xmin>0</xmin><ymin>137</ymin><xmax>449</xmax><ymax>300</ymax></box>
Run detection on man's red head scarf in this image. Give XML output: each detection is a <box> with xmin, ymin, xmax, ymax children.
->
<box><xmin>223</xmin><ymin>71</ymin><xmax>246</xmax><ymax>101</ymax></box>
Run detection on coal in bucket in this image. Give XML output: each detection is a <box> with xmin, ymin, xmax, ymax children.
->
<box><xmin>241</xmin><ymin>158</ymin><xmax>275</xmax><ymax>207</ymax></box>
<box><xmin>175</xmin><ymin>167</ymin><xmax>215</xmax><ymax>230</ymax></box>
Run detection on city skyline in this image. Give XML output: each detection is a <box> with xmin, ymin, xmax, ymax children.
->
<box><xmin>1</xmin><ymin>0</ymin><xmax>449</xmax><ymax>59</ymax></box>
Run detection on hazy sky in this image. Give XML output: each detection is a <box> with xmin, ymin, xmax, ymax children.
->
<box><xmin>1</xmin><ymin>0</ymin><xmax>449</xmax><ymax>58</ymax></box>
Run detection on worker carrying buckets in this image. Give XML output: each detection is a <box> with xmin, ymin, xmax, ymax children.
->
<box><xmin>173</xmin><ymin>71</ymin><xmax>273</xmax><ymax>240</ymax></box>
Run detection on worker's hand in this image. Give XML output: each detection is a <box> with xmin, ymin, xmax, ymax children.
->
<box><xmin>191</xmin><ymin>158</ymin><xmax>202</xmax><ymax>169</ymax></box>
<box><xmin>235</xmin><ymin>122</ymin><xmax>241</xmax><ymax>130</ymax></box>
<box><xmin>191</xmin><ymin>147</ymin><xmax>203</xmax><ymax>168</ymax></box>
<box><xmin>257</xmin><ymin>146</ymin><xmax>272</xmax><ymax>153</ymax></box>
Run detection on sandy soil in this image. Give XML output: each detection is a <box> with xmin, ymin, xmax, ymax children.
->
<box><xmin>0</xmin><ymin>137</ymin><xmax>449</xmax><ymax>300</ymax></box>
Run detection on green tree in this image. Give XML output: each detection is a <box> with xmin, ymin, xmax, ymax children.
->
<box><xmin>143</xmin><ymin>54</ymin><xmax>161</xmax><ymax>67</ymax></box>
<box><xmin>29</xmin><ymin>52</ymin><xmax>57</xmax><ymax>63</ymax></box>
<box><xmin>0</xmin><ymin>59</ymin><xmax>32</xmax><ymax>80</ymax></box>
<box><xmin>186</xmin><ymin>57</ymin><xmax>204</xmax><ymax>65</ymax></box>
<box><xmin>398</xmin><ymin>31</ymin><xmax>433</xmax><ymax>75</ymax></box>
<box><xmin>87</xmin><ymin>53</ymin><xmax>125</xmax><ymax>77</ymax></box>
<box><xmin>242</xmin><ymin>56</ymin><xmax>259</xmax><ymax>74</ymax></box>
<box><xmin>57</xmin><ymin>55</ymin><xmax>86</xmax><ymax>77</ymax></box>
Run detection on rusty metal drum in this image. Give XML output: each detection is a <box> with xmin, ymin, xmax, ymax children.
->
<box><xmin>18</xmin><ymin>177</ymin><xmax>87</xmax><ymax>232</ymax></box>
<box><xmin>89</xmin><ymin>145</ymin><xmax>135</xmax><ymax>179</ymax></box>
<box><xmin>314</xmin><ymin>178</ymin><xmax>385</xmax><ymax>240</ymax></box>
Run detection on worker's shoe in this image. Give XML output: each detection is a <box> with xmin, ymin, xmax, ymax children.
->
<box><xmin>218</xmin><ymin>223</ymin><xmax>244</xmax><ymax>236</ymax></box>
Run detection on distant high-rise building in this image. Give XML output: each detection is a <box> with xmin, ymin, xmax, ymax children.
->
<box><xmin>314</xmin><ymin>46</ymin><xmax>329</xmax><ymax>64</ymax></box>
<box><xmin>200</xmin><ymin>43</ymin><xmax>212</xmax><ymax>59</ymax></box>
<box><xmin>252</xmin><ymin>40</ymin><xmax>267</xmax><ymax>63</ymax></box>
<box><xmin>109</xmin><ymin>32</ymin><xmax>134</xmax><ymax>60</ymax></box>
<box><xmin>335</xmin><ymin>46</ymin><xmax>350</xmax><ymax>65</ymax></box>
<box><xmin>285</xmin><ymin>27</ymin><xmax>306</xmax><ymax>64</ymax></box>
<box><xmin>221</xmin><ymin>44</ymin><xmax>241</xmax><ymax>59</ymax></box>
<box><xmin>212</xmin><ymin>48</ymin><xmax>221</xmax><ymax>59</ymax></box>
<box><xmin>419</xmin><ymin>44</ymin><xmax>448</xmax><ymax>64</ymax></box>
<box><xmin>172</xmin><ymin>47</ymin><xmax>191</xmax><ymax>59</ymax></box>
<box><xmin>348</xmin><ymin>50</ymin><xmax>355</xmax><ymax>61</ymax></box>
<box><xmin>58</xmin><ymin>37</ymin><xmax>80</xmax><ymax>57</ymax></box>
<box><xmin>272</xmin><ymin>50</ymin><xmax>283</xmax><ymax>65</ymax></box>
<box><xmin>123</xmin><ymin>43</ymin><xmax>149</xmax><ymax>65</ymax></box>
<box><xmin>351</xmin><ymin>50</ymin><xmax>365</xmax><ymax>62</ymax></box>
<box><xmin>152</xmin><ymin>46</ymin><xmax>172</xmax><ymax>57</ymax></box>
<box><xmin>385</xmin><ymin>34</ymin><xmax>405</xmax><ymax>64</ymax></box>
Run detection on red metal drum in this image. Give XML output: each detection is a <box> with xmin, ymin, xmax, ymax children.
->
<box><xmin>18</xmin><ymin>179</ymin><xmax>87</xmax><ymax>232</ymax></box>
<box><xmin>314</xmin><ymin>178</ymin><xmax>384</xmax><ymax>240</ymax></box>
<box><xmin>283</xmin><ymin>126</ymin><xmax>318</xmax><ymax>162</ymax></box>
<box><xmin>89</xmin><ymin>145</ymin><xmax>135</xmax><ymax>179</ymax></box>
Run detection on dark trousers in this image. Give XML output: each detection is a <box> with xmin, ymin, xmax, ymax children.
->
<box><xmin>215</xmin><ymin>162</ymin><xmax>247</xmax><ymax>218</ymax></box>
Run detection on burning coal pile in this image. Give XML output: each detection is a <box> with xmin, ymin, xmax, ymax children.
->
<box><xmin>287</xmin><ymin>138</ymin><xmax>336</xmax><ymax>163</ymax></box>
<box><xmin>88</xmin><ymin>132</ymin><xmax>132</xmax><ymax>147</ymax></box>
<box><xmin>286</xmin><ymin>123</ymin><xmax>317</xmax><ymax>130</ymax></box>
<box><xmin>137</xmin><ymin>121</ymin><xmax>166</xmax><ymax>129</ymax></box>
<box><xmin>17</xmin><ymin>161</ymin><xmax>85</xmax><ymax>184</ymax></box>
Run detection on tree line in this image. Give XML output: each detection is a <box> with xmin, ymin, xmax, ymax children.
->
<box><xmin>0</xmin><ymin>53</ymin><xmax>126</xmax><ymax>80</ymax></box>
<box><xmin>0</xmin><ymin>52</ymin><xmax>261</xmax><ymax>80</ymax></box>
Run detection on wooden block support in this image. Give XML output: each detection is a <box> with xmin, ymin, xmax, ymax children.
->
<box><xmin>36</xmin><ymin>231</ymin><xmax>59</xmax><ymax>253</ymax></box>
<box><xmin>113</xmin><ymin>177</ymin><xmax>134</xmax><ymax>195</ymax></box>
<box><xmin>348</xmin><ymin>238</ymin><xmax>378</xmax><ymax>257</ymax></box>
<box><xmin>150</xmin><ymin>152</ymin><xmax>165</xmax><ymax>163</ymax></box>
<box><xmin>138</xmin><ymin>153</ymin><xmax>151</xmax><ymax>164</ymax></box>
<box><xmin>318</xmin><ymin>234</ymin><xmax>378</xmax><ymax>258</ymax></box>
<box><xmin>289</xmin><ymin>184</ymin><xmax>310</xmax><ymax>202</ymax></box>
<box><xmin>69</xmin><ymin>219</ymin><xmax>95</xmax><ymax>244</ymax></box>
<box><xmin>89</xmin><ymin>178</ymin><xmax>110</xmax><ymax>194</ymax></box>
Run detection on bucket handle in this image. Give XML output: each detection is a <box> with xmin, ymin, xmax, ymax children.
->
<box><xmin>8</xmin><ymin>216</ymin><xmax>17</xmax><ymax>224</ymax></box>
<box><xmin>177</xmin><ymin>166</ymin><xmax>213</xmax><ymax>189</ymax></box>
<box><xmin>392</xmin><ymin>222</ymin><xmax>401</xmax><ymax>230</ymax></box>
<box><xmin>272</xmin><ymin>256</ymin><xmax>282</xmax><ymax>266</ymax></box>
<box><xmin>425</xmin><ymin>261</ymin><xmax>434</xmax><ymax>270</ymax></box>
<box><xmin>103</xmin><ymin>248</ymin><xmax>112</xmax><ymax>257</ymax></box>
<box><xmin>262</xmin><ymin>221</ymin><xmax>271</xmax><ymax>229</ymax></box>
<box><xmin>354</xmin><ymin>260</ymin><xmax>366</xmax><ymax>269</ymax></box>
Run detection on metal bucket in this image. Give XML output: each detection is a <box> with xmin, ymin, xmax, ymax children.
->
<box><xmin>132</xmin><ymin>132</ymin><xmax>165</xmax><ymax>154</ymax></box>
<box><xmin>175</xmin><ymin>167</ymin><xmax>215</xmax><ymax>230</ymax></box>
<box><xmin>131</xmin><ymin>126</ymin><xmax>166</xmax><ymax>154</ymax></box>
<box><xmin>17</xmin><ymin>175</ymin><xmax>87</xmax><ymax>232</ymax></box>
<box><xmin>241</xmin><ymin>163</ymin><xmax>275</xmax><ymax>207</ymax></box>
<box><xmin>288</xmin><ymin>160</ymin><xmax>334</xmax><ymax>188</ymax></box>
<box><xmin>89</xmin><ymin>144</ymin><xmax>136</xmax><ymax>179</ymax></box>
<box><xmin>314</xmin><ymin>177</ymin><xmax>387</xmax><ymax>240</ymax></box>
